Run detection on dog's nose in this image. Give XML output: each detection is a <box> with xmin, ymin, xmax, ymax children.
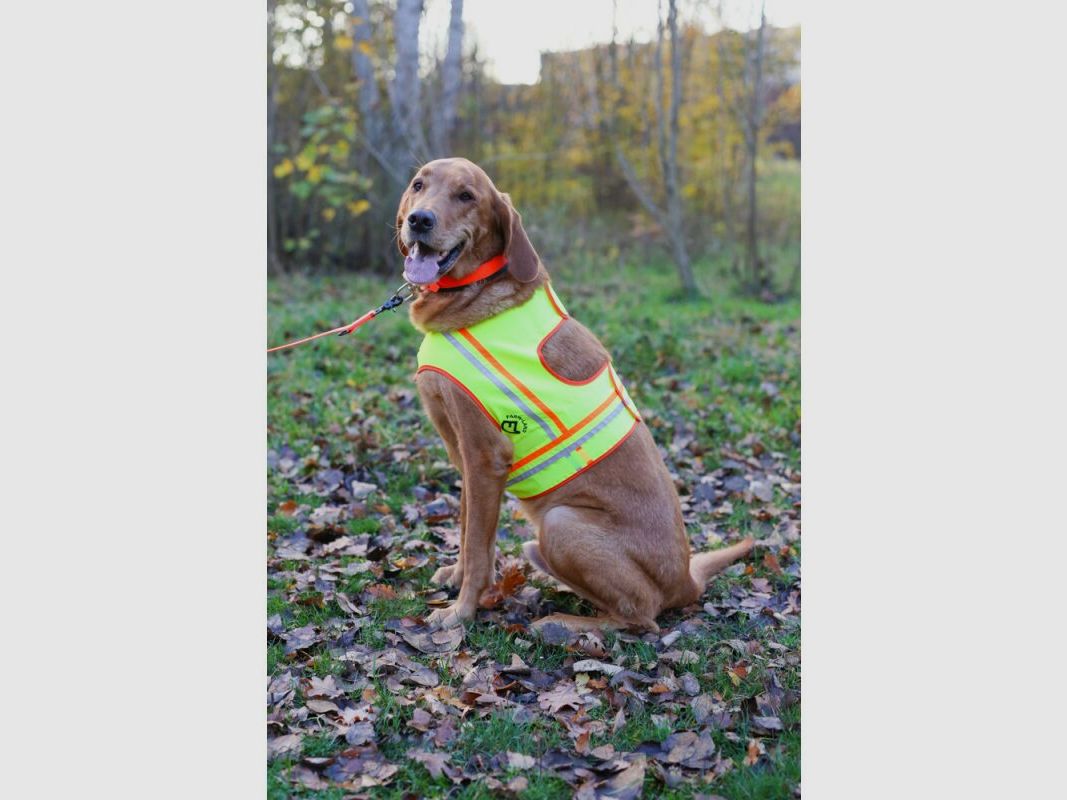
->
<box><xmin>408</xmin><ymin>209</ymin><xmax>436</xmax><ymax>233</ymax></box>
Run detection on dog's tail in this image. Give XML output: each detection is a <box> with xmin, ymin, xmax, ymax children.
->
<box><xmin>688</xmin><ymin>538</ymin><xmax>755</xmax><ymax>593</ymax></box>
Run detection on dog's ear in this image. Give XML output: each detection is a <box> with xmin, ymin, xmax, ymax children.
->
<box><xmin>395</xmin><ymin>193</ymin><xmax>410</xmax><ymax>256</ymax></box>
<box><xmin>492</xmin><ymin>191</ymin><xmax>540</xmax><ymax>282</ymax></box>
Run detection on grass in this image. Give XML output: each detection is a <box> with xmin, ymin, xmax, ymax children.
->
<box><xmin>268</xmin><ymin>254</ymin><xmax>800</xmax><ymax>798</ymax></box>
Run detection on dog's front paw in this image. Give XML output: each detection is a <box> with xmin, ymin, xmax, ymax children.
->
<box><xmin>427</xmin><ymin>602</ymin><xmax>474</xmax><ymax>630</ymax></box>
<box><xmin>430</xmin><ymin>562</ymin><xmax>463</xmax><ymax>589</ymax></box>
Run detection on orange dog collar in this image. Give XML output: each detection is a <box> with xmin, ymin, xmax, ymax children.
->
<box><xmin>426</xmin><ymin>254</ymin><xmax>509</xmax><ymax>292</ymax></box>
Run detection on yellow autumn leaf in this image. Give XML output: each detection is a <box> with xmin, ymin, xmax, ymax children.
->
<box><xmin>358</xmin><ymin>41</ymin><xmax>373</xmax><ymax>56</ymax></box>
<box><xmin>295</xmin><ymin>153</ymin><xmax>314</xmax><ymax>171</ymax></box>
<box><xmin>273</xmin><ymin>158</ymin><xmax>294</xmax><ymax>179</ymax></box>
<box><xmin>307</xmin><ymin>165</ymin><xmax>324</xmax><ymax>184</ymax></box>
<box><xmin>347</xmin><ymin>199</ymin><xmax>371</xmax><ymax>216</ymax></box>
<box><xmin>321</xmin><ymin>207</ymin><xmax>336</xmax><ymax>221</ymax></box>
<box><xmin>331</xmin><ymin>140</ymin><xmax>350</xmax><ymax>159</ymax></box>
<box><xmin>333</xmin><ymin>34</ymin><xmax>353</xmax><ymax>51</ymax></box>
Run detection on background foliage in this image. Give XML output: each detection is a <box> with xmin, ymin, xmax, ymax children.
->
<box><xmin>268</xmin><ymin>0</ymin><xmax>800</xmax><ymax>298</ymax></box>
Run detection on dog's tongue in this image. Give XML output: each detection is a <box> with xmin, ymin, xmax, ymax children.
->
<box><xmin>403</xmin><ymin>244</ymin><xmax>441</xmax><ymax>285</ymax></box>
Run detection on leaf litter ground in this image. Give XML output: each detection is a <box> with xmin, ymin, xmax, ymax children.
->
<box><xmin>268</xmin><ymin>263</ymin><xmax>800</xmax><ymax>799</ymax></box>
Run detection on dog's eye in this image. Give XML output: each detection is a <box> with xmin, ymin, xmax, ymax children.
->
<box><xmin>412</xmin><ymin>180</ymin><xmax>423</xmax><ymax>192</ymax></box>
<box><xmin>458</xmin><ymin>190</ymin><xmax>474</xmax><ymax>202</ymax></box>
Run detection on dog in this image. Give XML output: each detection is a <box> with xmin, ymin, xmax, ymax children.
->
<box><xmin>396</xmin><ymin>157</ymin><xmax>753</xmax><ymax>633</ymax></box>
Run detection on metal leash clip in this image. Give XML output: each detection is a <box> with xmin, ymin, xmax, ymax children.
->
<box><xmin>336</xmin><ymin>282</ymin><xmax>416</xmax><ymax>337</ymax></box>
<box><xmin>378</xmin><ymin>281</ymin><xmax>416</xmax><ymax>313</ymax></box>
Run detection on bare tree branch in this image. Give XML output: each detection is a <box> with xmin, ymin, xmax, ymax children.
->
<box><xmin>614</xmin><ymin>147</ymin><xmax>666</xmax><ymax>221</ymax></box>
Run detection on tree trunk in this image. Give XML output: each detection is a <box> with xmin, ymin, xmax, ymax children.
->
<box><xmin>431</xmin><ymin>0</ymin><xmax>464</xmax><ymax>156</ymax></box>
<box><xmin>351</xmin><ymin>0</ymin><xmax>382</xmax><ymax>152</ymax></box>
<box><xmin>663</xmin><ymin>0</ymin><xmax>696</xmax><ymax>293</ymax></box>
<box><xmin>609</xmin><ymin>0</ymin><xmax>699</xmax><ymax>296</ymax></box>
<box><xmin>744</xmin><ymin>1</ymin><xmax>767</xmax><ymax>294</ymax></box>
<box><xmin>714</xmin><ymin>4</ymin><xmax>738</xmax><ymax>269</ymax></box>
<box><xmin>267</xmin><ymin>0</ymin><xmax>284</xmax><ymax>273</ymax></box>
<box><xmin>390</xmin><ymin>0</ymin><xmax>428</xmax><ymax>169</ymax></box>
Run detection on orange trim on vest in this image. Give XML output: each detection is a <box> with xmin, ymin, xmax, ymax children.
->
<box><xmin>545</xmin><ymin>285</ymin><xmax>568</xmax><ymax>318</ymax></box>
<box><xmin>425</xmin><ymin>254</ymin><xmax>508</xmax><ymax>292</ymax></box>
<box><xmin>455</xmin><ymin>328</ymin><xmax>568</xmax><ymax>433</ymax></box>
<box><xmin>509</xmin><ymin>390</ymin><xmax>619</xmax><ymax>473</ymax></box>
<box><xmin>415</xmin><ymin>365</ymin><xmax>498</xmax><ymax>427</ymax></box>
<box><xmin>537</xmin><ymin>318</ymin><xmax>610</xmax><ymax>387</ymax></box>
<box><xmin>519</xmin><ymin>420</ymin><xmax>641</xmax><ymax>501</ymax></box>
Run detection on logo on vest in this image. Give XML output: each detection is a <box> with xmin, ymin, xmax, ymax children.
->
<box><xmin>500</xmin><ymin>414</ymin><xmax>529</xmax><ymax>435</ymax></box>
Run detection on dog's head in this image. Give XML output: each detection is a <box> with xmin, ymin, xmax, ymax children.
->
<box><xmin>395</xmin><ymin>158</ymin><xmax>540</xmax><ymax>287</ymax></box>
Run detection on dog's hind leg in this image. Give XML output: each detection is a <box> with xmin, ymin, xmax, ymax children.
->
<box><xmin>527</xmin><ymin>506</ymin><xmax>667</xmax><ymax>633</ymax></box>
<box><xmin>521</xmin><ymin>540</ymin><xmax>576</xmax><ymax>594</ymax></box>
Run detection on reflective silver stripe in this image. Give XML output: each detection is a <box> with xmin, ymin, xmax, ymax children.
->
<box><xmin>506</xmin><ymin>402</ymin><xmax>626</xmax><ymax>488</ymax></box>
<box><xmin>442</xmin><ymin>332</ymin><xmax>556</xmax><ymax>439</ymax></box>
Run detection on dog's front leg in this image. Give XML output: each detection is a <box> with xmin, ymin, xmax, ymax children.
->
<box><xmin>427</xmin><ymin>447</ymin><xmax>508</xmax><ymax>629</ymax></box>
<box><xmin>430</xmin><ymin>487</ymin><xmax>466</xmax><ymax>588</ymax></box>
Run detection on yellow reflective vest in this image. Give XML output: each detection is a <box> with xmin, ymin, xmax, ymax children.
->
<box><xmin>416</xmin><ymin>284</ymin><xmax>641</xmax><ymax>499</ymax></box>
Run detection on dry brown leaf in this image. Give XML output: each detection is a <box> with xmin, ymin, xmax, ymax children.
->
<box><xmin>267</xmin><ymin>733</ymin><xmax>302</xmax><ymax>761</ymax></box>
<box><xmin>743</xmin><ymin>738</ymin><xmax>765</xmax><ymax>766</ymax></box>
<box><xmin>506</xmin><ymin>751</ymin><xmax>536</xmax><ymax>770</ymax></box>
<box><xmin>479</xmin><ymin>563</ymin><xmax>527</xmax><ymax>608</ymax></box>
<box><xmin>305</xmin><ymin>698</ymin><xmax>340</xmax><ymax>714</ymax></box>
<box><xmin>538</xmin><ymin>682</ymin><xmax>585</xmax><ymax>713</ymax></box>
<box><xmin>762</xmin><ymin>551</ymin><xmax>783</xmax><ymax>574</ymax></box>
<box><xmin>599</xmin><ymin>757</ymin><xmax>646</xmax><ymax>799</ymax></box>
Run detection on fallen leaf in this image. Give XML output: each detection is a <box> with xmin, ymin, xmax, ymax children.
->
<box><xmin>282</xmin><ymin>625</ymin><xmax>320</xmax><ymax>654</ymax></box>
<box><xmin>692</xmin><ymin>695</ymin><xmax>716</xmax><ymax>725</ymax></box>
<box><xmin>290</xmin><ymin>764</ymin><xmax>329</xmax><ymax>790</ymax></box>
<box><xmin>600</xmin><ymin>757</ymin><xmax>646</xmax><ymax>799</ymax></box>
<box><xmin>479</xmin><ymin>563</ymin><xmax>527</xmax><ymax>608</ymax></box>
<box><xmin>267</xmin><ymin>733</ymin><xmax>302</xmax><ymax>761</ymax></box>
<box><xmin>590</xmin><ymin>743</ymin><xmax>616</xmax><ymax>760</ymax></box>
<box><xmin>408</xmin><ymin>749</ymin><xmax>453</xmax><ymax>780</ymax></box>
<box><xmin>305</xmin><ymin>675</ymin><xmax>342</xmax><ymax>698</ymax></box>
<box><xmin>751</xmin><ymin>714</ymin><xmax>783</xmax><ymax>733</ymax></box>
<box><xmin>507</xmin><ymin>776</ymin><xmax>529</xmax><ymax>794</ymax></box>
<box><xmin>538</xmin><ymin>682</ymin><xmax>586</xmax><ymax>714</ymax></box>
<box><xmin>750</xmin><ymin>480</ymin><xmax>773</xmax><ymax>502</ymax></box>
<box><xmin>349</xmin><ymin>481</ymin><xmax>377</xmax><ymax>499</ymax></box>
<box><xmin>743</xmin><ymin>738</ymin><xmax>765</xmax><ymax>766</ymax></box>
<box><xmin>536</xmin><ymin>622</ymin><xmax>576</xmax><ymax>646</ymax></box>
<box><xmin>762</xmin><ymin>552</ymin><xmax>783</xmax><ymax>574</ymax></box>
<box><xmin>660</xmin><ymin>630</ymin><xmax>682</xmax><ymax>648</ymax></box>
<box><xmin>502</xmin><ymin>653</ymin><xmax>531</xmax><ymax>674</ymax></box>
<box><xmin>305</xmin><ymin>699</ymin><xmax>340</xmax><ymax>714</ymax></box>
<box><xmin>345</xmin><ymin>721</ymin><xmax>375</xmax><ymax>746</ymax></box>
<box><xmin>407</xmin><ymin>708</ymin><xmax>433</xmax><ymax>731</ymax></box>
<box><xmin>572</xmin><ymin>659</ymin><xmax>624</xmax><ymax>676</ymax></box>
<box><xmin>401</xmin><ymin>624</ymin><xmax>463</xmax><ymax>654</ymax></box>
<box><xmin>506</xmin><ymin>751</ymin><xmax>536</xmax><ymax>770</ymax></box>
<box><xmin>365</xmin><ymin>583</ymin><xmax>397</xmax><ymax>600</ymax></box>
